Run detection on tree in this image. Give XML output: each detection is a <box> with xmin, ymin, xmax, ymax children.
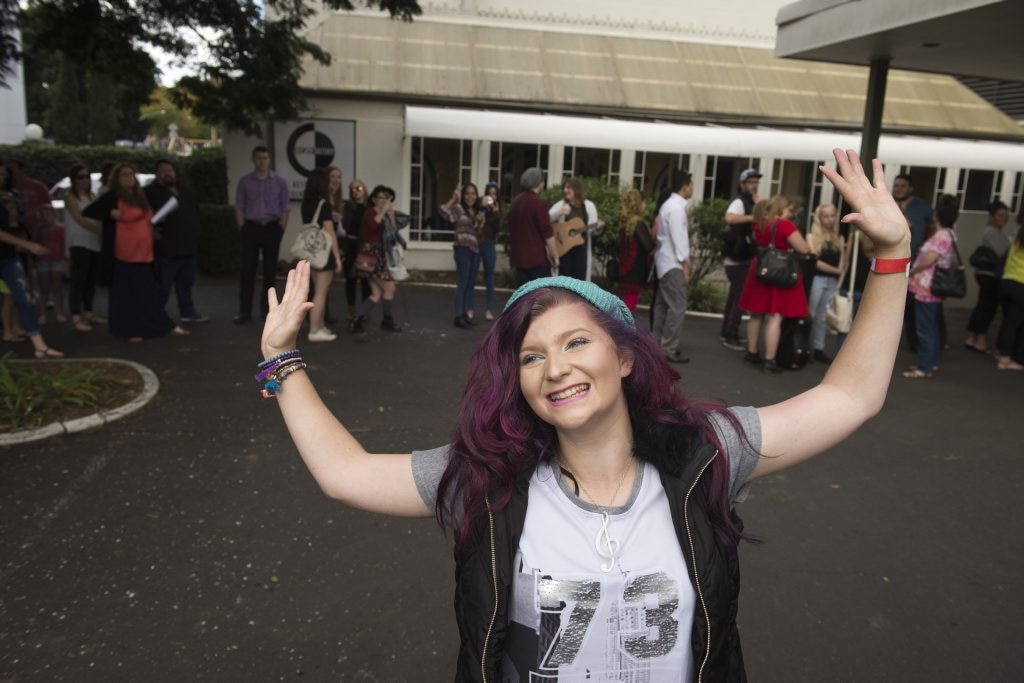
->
<box><xmin>18</xmin><ymin>3</ymin><xmax>158</xmax><ymax>143</ymax></box>
<box><xmin>2</xmin><ymin>1</ymin><xmax>423</xmax><ymax>137</ymax></box>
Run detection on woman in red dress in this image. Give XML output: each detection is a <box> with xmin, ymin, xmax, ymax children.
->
<box><xmin>739</xmin><ymin>196</ymin><xmax>813</xmax><ymax>372</ymax></box>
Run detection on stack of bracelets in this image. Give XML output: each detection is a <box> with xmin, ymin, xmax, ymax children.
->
<box><xmin>255</xmin><ymin>350</ymin><xmax>307</xmax><ymax>398</ymax></box>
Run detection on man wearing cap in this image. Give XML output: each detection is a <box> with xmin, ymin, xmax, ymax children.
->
<box><xmin>721</xmin><ymin>168</ymin><xmax>762</xmax><ymax>350</ymax></box>
<box><xmin>653</xmin><ymin>171</ymin><xmax>694</xmax><ymax>364</ymax></box>
<box><xmin>507</xmin><ymin>167</ymin><xmax>559</xmax><ymax>286</ymax></box>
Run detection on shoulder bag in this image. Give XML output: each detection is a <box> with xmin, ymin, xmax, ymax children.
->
<box><xmin>826</xmin><ymin>230</ymin><xmax>858</xmax><ymax>334</ymax></box>
<box><xmin>754</xmin><ymin>221</ymin><xmax>800</xmax><ymax>288</ymax></box>
<box><xmin>289</xmin><ymin>199</ymin><xmax>331</xmax><ymax>269</ymax></box>
<box><xmin>968</xmin><ymin>244</ymin><xmax>999</xmax><ymax>272</ymax></box>
<box><xmin>930</xmin><ymin>232</ymin><xmax>967</xmax><ymax>299</ymax></box>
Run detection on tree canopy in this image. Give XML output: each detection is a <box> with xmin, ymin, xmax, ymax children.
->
<box><xmin>2</xmin><ymin>1</ymin><xmax>422</xmax><ymax>138</ymax></box>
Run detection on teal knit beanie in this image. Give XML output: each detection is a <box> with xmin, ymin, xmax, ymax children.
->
<box><xmin>503</xmin><ymin>276</ymin><xmax>635</xmax><ymax>327</ymax></box>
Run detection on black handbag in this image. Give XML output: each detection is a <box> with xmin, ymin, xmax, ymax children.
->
<box><xmin>930</xmin><ymin>234</ymin><xmax>967</xmax><ymax>299</ymax></box>
<box><xmin>754</xmin><ymin>221</ymin><xmax>800</xmax><ymax>288</ymax></box>
<box><xmin>968</xmin><ymin>244</ymin><xmax>999</xmax><ymax>272</ymax></box>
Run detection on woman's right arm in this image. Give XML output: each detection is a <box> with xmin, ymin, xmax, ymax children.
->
<box><xmin>260</xmin><ymin>262</ymin><xmax>431</xmax><ymax>518</ymax></box>
<box><xmin>787</xmin><ymin>229</ymin><xmax>813</xmax><ymax>255</ymax></box>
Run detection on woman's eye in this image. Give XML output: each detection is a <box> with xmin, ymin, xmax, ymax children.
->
<box><xmin>566</xmin><ymin>337</ymin><xmax>589</xmax><ymax>351</ymax></box>
<box><xmin>520</xmin><ymin>353</ymin><xmax>543</xmax><ymax>366</ymax></box>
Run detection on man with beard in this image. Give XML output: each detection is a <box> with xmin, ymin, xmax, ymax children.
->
<box><xmin>146</xmin><ymin>159</ymin><xmax>207</xmax><ymax>323</ymax></box>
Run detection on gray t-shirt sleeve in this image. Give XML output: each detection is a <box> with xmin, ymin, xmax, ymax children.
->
<box><xmin>412</xmin><ymin>444</ymin><xmax>451</xmax><ymax>513</ymax></box>
<box><xmin>708</xmin><ymin>406</ymin><xmax>762</xmax><ymax>504</ymax></box>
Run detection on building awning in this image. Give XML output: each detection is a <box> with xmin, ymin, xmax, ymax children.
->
<box><xmin>775</xmin><ymin>0</ymin><xmax>1023</xmax><ymax>83</ymax></box>
<box><xmin>300</xmin><ymin>12</ymin><xmax>1022</xmax><ymax>139</ymax></box>
<box><xmin>405</xmin><ymin>105</ymin><xmax>1024</xmax><ymax>170</ymax></box>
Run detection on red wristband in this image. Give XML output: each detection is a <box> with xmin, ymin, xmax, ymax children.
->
<box><xmin>871</xmin><ymin>257</ymin><xmax>911</xmax><ymax>275</ymax></box>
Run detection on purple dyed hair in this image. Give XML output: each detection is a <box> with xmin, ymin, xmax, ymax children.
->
<box><xmin>436</xmin><ymin>288</ymin><xmax>750</xmax><ymax>547</ymax></box>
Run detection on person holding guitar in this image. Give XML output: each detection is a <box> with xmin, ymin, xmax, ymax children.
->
<box><xmin>549</xmin><ymin>177</ymin><xmax>601</xmax><ymax>281</ymax></box>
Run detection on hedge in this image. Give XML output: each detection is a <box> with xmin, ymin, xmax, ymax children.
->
<box><xmin>197</xmin><ymin>204</ymin><xmax>238</xmax><ymax>275</ymax></box>
<box><xmin>0</xmin><ymin>143</ymin><xmax>228</xmax><ymax>205</ymax></box>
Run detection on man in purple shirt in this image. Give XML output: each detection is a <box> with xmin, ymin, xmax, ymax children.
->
<box><xmin>234</xmin><ymin>145</ymin><xmax>290</xmax><ymax>323</ymax></box>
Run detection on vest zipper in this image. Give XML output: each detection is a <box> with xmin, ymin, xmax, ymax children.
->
<box><xmin>481</xmin><ymin>497</ymin><xmax>498</xmax><ymax>683</ymax></box>
<box><xmin>684</xmin><ymin>449</ymin><xmax>718</xmax><ymax>683</ymax></box>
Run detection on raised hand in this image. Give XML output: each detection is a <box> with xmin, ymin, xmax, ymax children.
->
<box><xmin>262</xmin><ymin>260</ymin><xmax>314</xmax><ymax>359</ymax></box>
<box><xmin>820</xmin><ymin>149</ymin><xmax>910</xmax><ymax>258</ymax></box>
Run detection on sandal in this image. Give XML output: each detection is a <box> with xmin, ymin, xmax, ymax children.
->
<box><xmin>902</xmin><ymin>369</ymin><xmax>933</xmax><ymax>379</ymax></box>
<box><xmin>997</xmin><ymin>360</ymin><xmax>1024</xmax><ymax>371</ymax></box>
<box><xmin>964</xmin><ymin>343</ymin><xmax>990</xmax><ymax>355</ymax></box>
<box><xmin>88</xmin><ymin>314</ymin><xmax>108</xmax><ymax>324</ymax></box>
<box><xmin>171</xmin><ymin>326</ymin><xmax>190</xmax><ymax>336</ymax></box>
<box><xmin>33</xmin><ymin>347</ymin><xmax>64</xmax><ymax>359</ymax></box>
<box><xmin>73</xmin><ymin>320</ymin><xmax>93</xmax><ymax>332</ymax></box>
<box><xmin>3</xmin><ymin>335</ymin><xmax>27</xmax><ymax>343</ymax></box>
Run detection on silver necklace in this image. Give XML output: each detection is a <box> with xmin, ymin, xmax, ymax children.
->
<box><xmin>559</xmin><ymin>457</ymin><xmax>635</xmax><ymax>573</ymax></box>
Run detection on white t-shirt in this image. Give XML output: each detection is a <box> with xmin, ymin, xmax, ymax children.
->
<box><xmin>654</xmin><ymin>194</ymin><xmax>689</xmax><ymax>278</ymax></box>
<box><xmin>723</xmin><ymin>198</ymin><xmax>748</xmax><ymax>267</ymax></box>
<box><xmin>502</xmin><ymin>460</ymin><xmax>695</xmax><ymax>681</ymax></box>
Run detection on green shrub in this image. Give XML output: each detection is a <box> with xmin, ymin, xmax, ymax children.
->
<box><xmin>688</xmin><ymin>278</ymin><xmax>726</xmax><ymax>314</ymax></box>
<box><xmin>197</xmin><ymin>204</ymin><xmax>238</xmax><ymax>275</ymax></box>
<box><xmin>687</xmin><ymin>197</ymin><xmax>730</xmax><ymax>285</ymax></box>
<box><xmin>0</xmin><ymin>353</ymin><xmax>131</xmax><ymax>431</ymax></box>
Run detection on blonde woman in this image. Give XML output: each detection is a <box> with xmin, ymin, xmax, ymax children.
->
<box><xmin>302</xmin><ymin>168</ymin><xmax>343</xmax><ymax>341</ymax></box>
<box><xmin>807</xmin><ymin>203</ymin><xmax>847</xmax><ymax>363</ymax></box>
<box><xmin>614</xmin><ymin>189</ymin><xmax>654</xmax><ymax>312</ymax></box>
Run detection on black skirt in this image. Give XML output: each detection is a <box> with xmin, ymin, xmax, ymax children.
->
<box><xmin>109</xmin><ymin>261</ymin><xmax>175</xmax><ymax>339</ymax></box>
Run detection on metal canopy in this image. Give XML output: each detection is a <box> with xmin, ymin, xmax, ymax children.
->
<box><xmin>775</xmin><ymin>0</ymin><xmax>1024</xmax><ymax>83</ymax></box>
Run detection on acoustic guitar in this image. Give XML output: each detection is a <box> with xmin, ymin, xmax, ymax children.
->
<box><xmin>552</xmin><ymin>217</ymin><xmax>604</xmax><ymax>257</ymax></box>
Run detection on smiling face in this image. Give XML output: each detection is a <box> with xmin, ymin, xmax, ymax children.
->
<box><xmin>518</xmin><ymin>302</ymin><xmax>633</xmax><ymax>437</ymax></box>
<box><xmin>329</xmin><ymin>167</ymin><xmax>341</xmax><ymax>190</ymax></box>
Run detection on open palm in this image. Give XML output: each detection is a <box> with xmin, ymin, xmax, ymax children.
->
<box><xmin>821</xmin><ymin>149</ymin><xmax>910</xmax><ymax>255</ymax></box>
<box><xmin>261</xmin><ymin>261</ymin><xmax>314</xmax><ymax>359</ymax></box>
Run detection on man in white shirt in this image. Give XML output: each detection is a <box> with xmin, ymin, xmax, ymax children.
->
<box><xmin>653</xmin><ymin>171</ymin><xmax>694</xmax><ymax>364</ymax></box>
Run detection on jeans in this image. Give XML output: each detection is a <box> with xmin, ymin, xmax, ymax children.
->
<box><xmin>453</xmin><ymin>245</ymin><xmax>481</xmax><ymax>317</ymax></box>
<box><xmin>807</xmin><ymin>275</ymin><xmax>838</xmax><ymax>351</ymax></box>
<box><xmin>967</xmin><ymin>273</ymin><xmax>1000</xmax><ymax>334</ymax></box>
<box><xmin>0</xmin><ymin>258</ymin><xmax>40</xmax><ymax>336</ymax></box>
<box><xmin>997</xmin><ymin>279</ymin><xmax>1024</xmax><ymax>362</ymax></box>
<box><xmin>477</xmin><ymin>243</ymin><xmax>497</xmax><ymax>312</ymax></box>
<box><xmin>157</xmin><ymin>255</ymin><xmax>198</xmax><ymax>318</ymax></box>
<box><xmin>68</xmin><ymin>247</ymin><xmax>99</xmax><ymax>316</ymax></box>
<box><xmin>914</xmin><ymin>299</ymin><xmax>941</xmax><ymax>373</ymax></box>
<box><xmin>720</xmin><ymin>262</ymin><xmax>749</xmax><ymax>338</ymax></box>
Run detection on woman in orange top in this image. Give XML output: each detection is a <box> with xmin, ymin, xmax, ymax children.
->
<box><xmin>84</xmin><ymin>164</ymin><xmax>187</xmax><ymax>341</ymax></box>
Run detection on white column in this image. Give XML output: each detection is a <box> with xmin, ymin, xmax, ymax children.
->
<box><xmin>619</xmin><ymin>150</ymin><xmax>636</xmax><ymax>189</ymax></box>
<box><xmin>476</xmin><ymin>140</ymin><xmax>491</xmax><ymax>189</ymax></box>
<box><xmin>548</xmin><ymin>145</ymin><xmax>565</xmax><ymax>185</ymax></box>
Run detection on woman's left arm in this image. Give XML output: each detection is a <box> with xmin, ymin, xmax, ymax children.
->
<box><xmin>751</xmin><ymin>150</ymin><xmax>911</xmax><ymax>480</ymax></box>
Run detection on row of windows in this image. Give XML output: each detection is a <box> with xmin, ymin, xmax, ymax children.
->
<box><xmin>407</xmin><ymin>136</ymin><xmax>1023</xmax><ymax>241</ymax></box>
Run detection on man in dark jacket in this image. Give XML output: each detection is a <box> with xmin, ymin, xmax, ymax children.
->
<box><xmin>507</xmin><ymin>167</ymin><xmax>559</xmax><ymax>286</ymax></box>
<box><xmin>146</xmin><ymin>159</ymin><xmax>207</xmax><ymax>323</ymax></box>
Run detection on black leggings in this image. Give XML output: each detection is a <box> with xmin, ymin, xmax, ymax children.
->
<box><xmin>967</xmin><ymin>273</ymin><xmax>1000</xmax><ymax>334</ymax></box>
<box><xmin>68</xmin><ymin>247</ymin><xmax>99</xmax><ymax>315</ymax></box>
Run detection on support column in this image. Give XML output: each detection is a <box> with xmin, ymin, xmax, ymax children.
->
<box><xmin>859</xmin><ymin>57</ymin><xmax>889</xmax><ymax>170</ymax></box>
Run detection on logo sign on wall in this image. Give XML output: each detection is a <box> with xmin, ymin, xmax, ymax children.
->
<box><xmin>274</xmin><ymin>119</ymin><xmax>356</xmax><ymax>201</ymax></box>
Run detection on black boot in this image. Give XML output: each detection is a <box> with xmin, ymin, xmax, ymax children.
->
<box><xmin>349</xmin><ymin>315</ymin><xmax>366</xmax><ymax>333</ymax></box>
<box><xmin>454</xmin><ymin>315</ymin><xmax>471</xmax><ymax>329</ymax></box>
<box><xmin>381</xmin><ymin>316</ymin><xmax>401</xmax><ymax>332</ymax></box>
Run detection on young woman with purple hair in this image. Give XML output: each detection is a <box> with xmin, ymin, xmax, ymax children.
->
<box><xmin>257</xmin><ymin>149</ymin><xmax>912</xmax><ymax>680</ymax></box>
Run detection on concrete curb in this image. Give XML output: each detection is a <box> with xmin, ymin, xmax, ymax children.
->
<box><xmin>0</xmin><ymin>358</ymin><xmax>160</xmax><ymax>447</ymax></box>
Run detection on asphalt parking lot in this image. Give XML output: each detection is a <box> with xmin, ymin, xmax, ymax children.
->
<box><xmin>2</xmin><ymin>276</ymin><xmax>1021</xmax><ymax>681</ymax></box>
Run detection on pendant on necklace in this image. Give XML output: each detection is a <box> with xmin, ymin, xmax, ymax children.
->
<box><xmin>594</xmin><ymin>511</ymin><xmax>620</xmax><ymax>573</ymax></box>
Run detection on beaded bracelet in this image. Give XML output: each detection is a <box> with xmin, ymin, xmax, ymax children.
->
<box><xmin>255</xmin><ymin>351</ymin><xmax>307</xmax><ymax>398</ymax></box>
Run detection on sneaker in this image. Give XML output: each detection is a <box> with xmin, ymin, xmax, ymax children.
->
<box><xmin>348</xmin><ymin>316</ymin><xmax>366</xmax><ymax>333</ymax></box>
<box><xmin>180</xmin><ymin>314</ymin><xmax>209</xmax><ymax>323</ymax></box>
<box><xmin>743</xmin><ymin>351</ymin><xmax>764</xmax><ymax>366</ymax></box>
<box><xmin>721</xmin><ymin>336</ymin><xmax>745</xmax><ymax>351</ymax></box>
<box><xmin>454</xmin><ymin>315</ymin><xmax>472</xmax><ymax>329</ymax></box>
<box><xmin>308</xmin><ymin>327</ymin><xmax>337</xmax><ymax>342</ymax></box>
<box><xmin>665</xmin><ymin>352</ymin><xmax>690</xmax><ymax>364</ymax></box>
<box><xmin>763</xmin><ymin>359</ymin><xmax>784</xmax><ymax>373</ymax></box>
